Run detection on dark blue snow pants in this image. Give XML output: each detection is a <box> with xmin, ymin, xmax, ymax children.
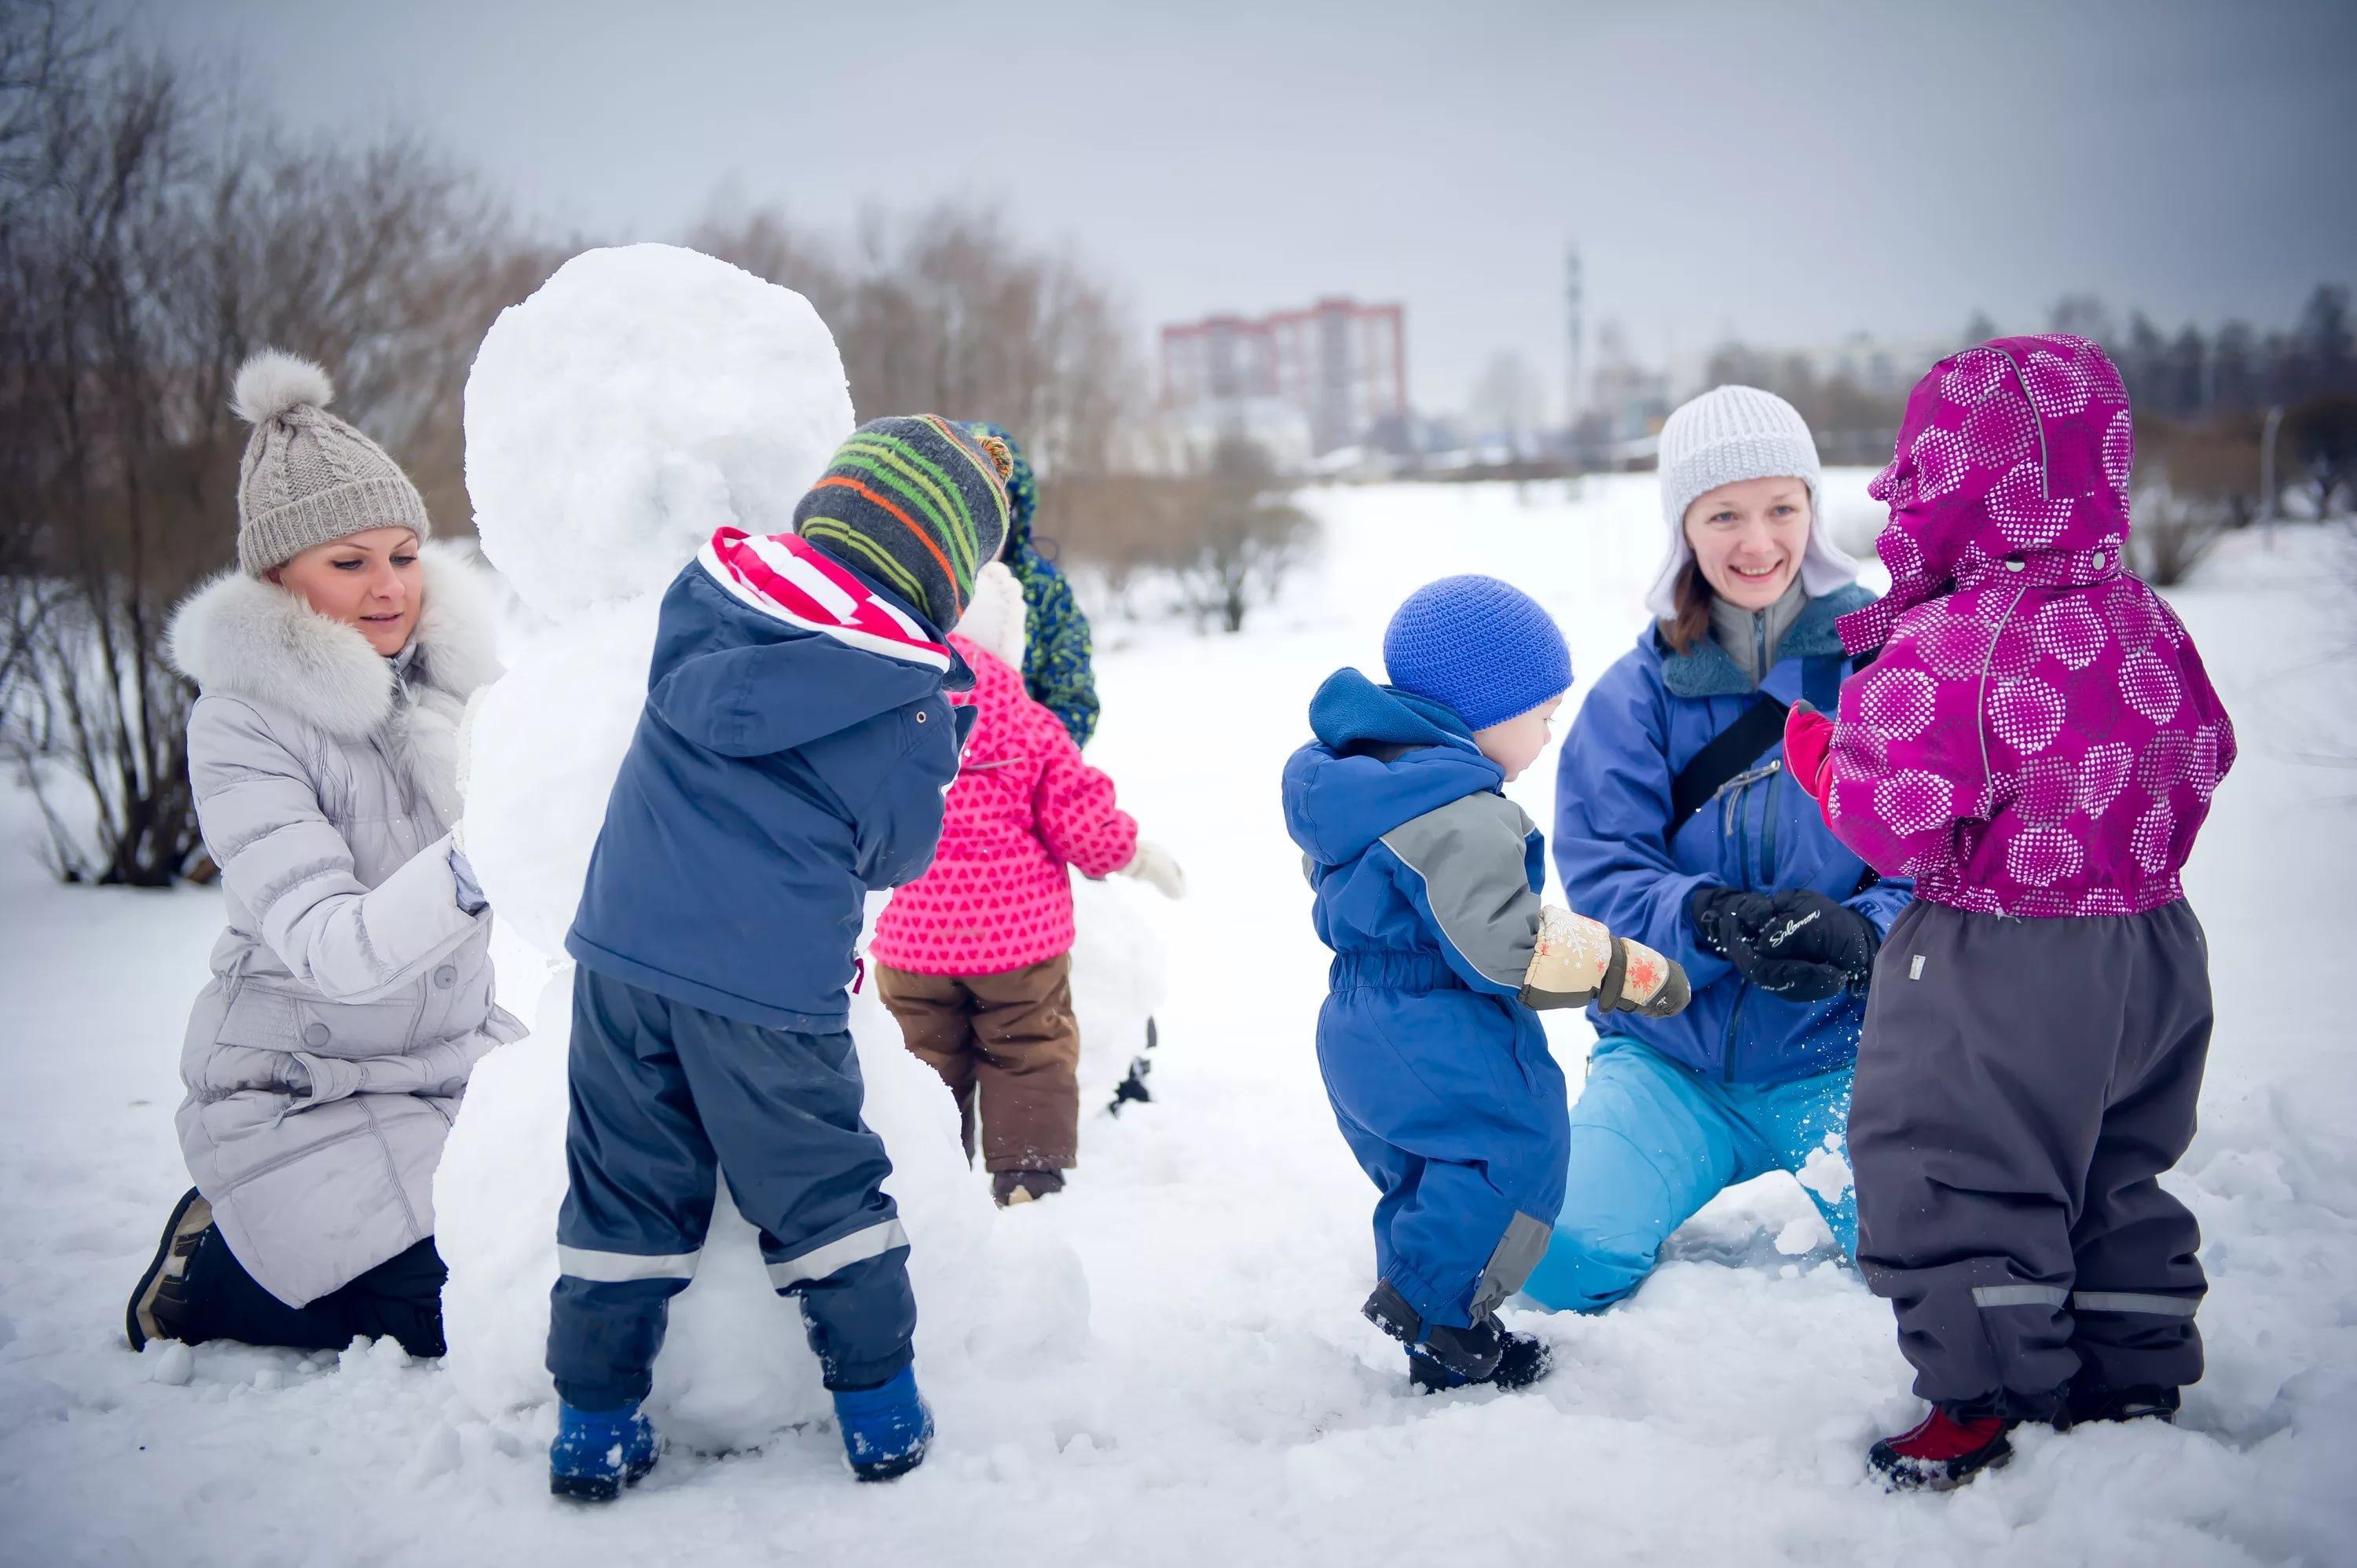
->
<box><xmin>546</xmin><ymin>967</ymin><xmax>916</xmax><ymax>1411</ymax></box>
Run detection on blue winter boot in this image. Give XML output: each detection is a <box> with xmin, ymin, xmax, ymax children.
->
<box><xmin>549</xmin><ymin>1401</ymin><xmax>662</xmax><ymax>1501</ymax></box>
<box><xmin>832</xmin><ymin>1365</ymin><xmax>933</xmax><ymax>1482</ymax></box>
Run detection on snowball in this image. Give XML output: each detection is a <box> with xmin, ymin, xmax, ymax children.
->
<box><xmin>1796</xmin><ymin>1135</ymin><xmax>1853</xmax><ymax>1207</ymax></box>
<box><xmin>464</xmin><ymin>243</ymin><xmax>854</xmax><ymax>621</ymax></box>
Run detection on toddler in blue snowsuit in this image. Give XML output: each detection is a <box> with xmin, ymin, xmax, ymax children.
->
<box><xmin>1281</xmin><ymin>577</ymin><xmax>1692</xmax><ymax>1392</ymax></box>
<box><xmin>543</xmin><ymin>416</ymin><xmax>1012</xmax><ymax>1497</ymax></box>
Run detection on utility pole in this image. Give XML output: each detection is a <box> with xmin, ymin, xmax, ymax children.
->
<box><xmin>1564</xmin><ymin>244</ymin><xmax>1584</xmax><ymax>445</ymax></box>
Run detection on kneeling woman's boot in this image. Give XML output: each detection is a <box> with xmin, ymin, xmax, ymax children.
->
<box><xmin>549</xmin><ymin>1401</ymin><xmax>662</xmax><ymax>1501</ymax></box>
<box><xmin>125</xmin><ymin>1188</ymin><xmax>213</xmax><ymax>1351</ymax></box>
<box><xmin>832</xmin><ymin>1365</ymin><xmax>933</xmax><ymax>1482</ymax></box>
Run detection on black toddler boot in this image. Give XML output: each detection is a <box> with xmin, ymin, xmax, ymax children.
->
<box><xmin>1362</xmin><ymin>1281</ymin><xmax>1552</xmax><ymax>1394</ymax></box>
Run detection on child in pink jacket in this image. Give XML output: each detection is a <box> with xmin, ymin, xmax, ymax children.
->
<box><xmin>871</xmin><ymin>566</ymin><xmax>1182</xmax><ymax>1204</ymax></box>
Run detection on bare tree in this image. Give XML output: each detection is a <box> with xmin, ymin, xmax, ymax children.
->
<box><xmin>0</xmin><ymin>16</ymin><xmax>526</xmax><ymax>883</ymax></box>
<box><xmin>1170</xmin><ymin>437</ymin><xmax>1314</xmax><ymax>634</ymax></box>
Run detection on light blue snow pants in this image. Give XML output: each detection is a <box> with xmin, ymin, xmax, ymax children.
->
<box><xmin>1519</xmin><ymin>1036</ymin><xmax>1857</xmax><ymax>1313</ymax></box>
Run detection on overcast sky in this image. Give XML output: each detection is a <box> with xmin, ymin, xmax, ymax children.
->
<box><xmin>122</xmin><ymin>0</ymin><xmax>2357</xmax><ymax>414</ymax></box>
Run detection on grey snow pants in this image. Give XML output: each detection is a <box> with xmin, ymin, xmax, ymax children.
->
<box><xmin>1849</xmin><ymin>899</ymin><xmax>2212</xmax><ymax>1421</ymax></box>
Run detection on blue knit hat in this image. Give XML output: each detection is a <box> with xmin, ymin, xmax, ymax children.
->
<box><xmin>1382</xmin><ymin>576</ymin><xmax>1571</xmax><ymax>731</ymax></box>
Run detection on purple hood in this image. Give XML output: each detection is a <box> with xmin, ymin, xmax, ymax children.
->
<box><xmin>1821</xmin><ymin>335</ymin><xmax>2236</xmax><ymax>917</ymax></box>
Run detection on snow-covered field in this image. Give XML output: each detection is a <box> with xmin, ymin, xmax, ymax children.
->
<box><xmin>3</xmin><ymin>477</ymin><xmax>2352</xmax><ymax>1566</ymax></box>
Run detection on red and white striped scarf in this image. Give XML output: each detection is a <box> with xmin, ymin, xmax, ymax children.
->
<box><xmin>696</xmin><ymin>527</ymin><xmax>953</xmax><ymax>673</ymax></box>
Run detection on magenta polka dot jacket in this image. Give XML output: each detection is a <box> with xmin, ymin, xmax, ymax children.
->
<box><xmin>1821</xmin><ymin>335</ymin><xmax>2237</xmax><ymax>918</ymax></box>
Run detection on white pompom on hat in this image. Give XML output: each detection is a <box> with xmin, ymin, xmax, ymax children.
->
<box><xmin>231</xmin><ymin>348</ymin><xmax>431</xmax><ymax>577</ymax></box>
<box><xmin>1644</xmin><ymin>384</ymin><xmax>1859</xmax><ymax>620</ymax></box>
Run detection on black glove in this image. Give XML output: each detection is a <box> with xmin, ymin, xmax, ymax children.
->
<box><xmin>1685</xmin><ymin>885</ymin><xmax>1774</xmax><ymax>961</ymax></box>
<box><xmin>1725</xmin><ymin>888</ymin><xmax>1880</xmax><ymax>1002</ymax></box>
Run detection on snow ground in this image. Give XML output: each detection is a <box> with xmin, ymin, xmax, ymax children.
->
<box><xmin>2</xmin><ymin>477</ymin><xmax>2353</xmax><ymax>1566</ymax></box>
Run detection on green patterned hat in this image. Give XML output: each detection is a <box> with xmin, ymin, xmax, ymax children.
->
<box><xmin>792</xmin><ymin>415</ymin><xmax>1013</xmax><ymax>632</ymax></box>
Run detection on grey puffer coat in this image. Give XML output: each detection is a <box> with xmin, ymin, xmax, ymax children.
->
<box><xmin>166</xmin><ymin>544</ymin><xmax>522</xmax><ymax>1307</ymax></box>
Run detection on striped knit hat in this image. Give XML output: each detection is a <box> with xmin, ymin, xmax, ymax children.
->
<box><xmin>792</xmin><ymin>415</ymin><xmax>1014</xmax><ymax>632</ymax></box>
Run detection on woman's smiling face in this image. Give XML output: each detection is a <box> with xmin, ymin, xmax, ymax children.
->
<box><xmin>1683</xmin><ymin>477</ymin><xmax>1813</xmax><ymax>611</ymax></box>
<box><xmin>269</xmin><ymin>528</ymin><xmax>423</xmax><ymax>656</ymax></box>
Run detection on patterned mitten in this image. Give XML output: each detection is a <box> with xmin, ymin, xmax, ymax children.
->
<box><xmin>1520</xmin><ymin>905</ymin><xmax>1691</xmax><ymax>1017</ymax></box>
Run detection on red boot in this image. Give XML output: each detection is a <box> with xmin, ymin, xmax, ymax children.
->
<box><xmin>1868</xmin><ymin>1406</ymin><xmax>2015</xmax><ymax>1492</ymax></box>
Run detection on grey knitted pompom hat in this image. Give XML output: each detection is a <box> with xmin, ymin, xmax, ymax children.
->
<box><xmin>231</xmin><ymin>350</ymin><xmax>431</xmax><ymax>577</ymax></box>
<box><xmin>1644</xmin><ymin>383</ymin><xmax>1857</xmax><ymax>619</ymax></box>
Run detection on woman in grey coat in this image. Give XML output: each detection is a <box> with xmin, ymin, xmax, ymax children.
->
<box><xmin>125</xmin><ymin>350</ymin><xmax>519</xmax><ymax>1358</ymax></box>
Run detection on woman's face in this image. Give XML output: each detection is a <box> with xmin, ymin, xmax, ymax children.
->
<box><xmin>1682</xmin><ymin>477</ymin><xmax>1813</xmax><ymax>611</ymax></box>
<box><xmin>270</xmin><ymin>529</ymin><xmax>423</xmax><ymax>657</ymax></box>
<box><xmin>1473</xmin><ymin>695</ymin><xmax>1563</xmax><ymax>783</ymax></box>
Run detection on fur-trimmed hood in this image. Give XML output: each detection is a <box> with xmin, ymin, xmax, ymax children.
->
<box><xmin>167</xmin><ymin>542</ymin><xmax>503</xmax><ymax>740</ymax></box>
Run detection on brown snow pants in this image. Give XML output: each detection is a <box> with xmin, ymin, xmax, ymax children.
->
<box><xmin>876</xmin><ymin>954</ymin><xmax>1080</xmax><ymax>1174</ymax></box>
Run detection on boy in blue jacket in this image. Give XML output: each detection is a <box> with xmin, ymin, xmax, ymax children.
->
<box><xmin>545</xmin><ymin>416</ymin><xmax>1011</xmax><ymax>1498</ymax></box>
<box><xmin>1282</xmin><ymin>577</ymin><xmax>1692</xmax><ymax>1393</ymax></box>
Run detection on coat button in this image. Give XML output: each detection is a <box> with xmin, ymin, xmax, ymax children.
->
<box><xmin>302</xmin><ymin>1023</ymin><xmax>330</xmax><ymax>1047</ymax></box>
<box><xmin>433</xmin><ymin>965</ymin><xmax>457</xmax><ymax>989</ymax></box>
<box><xmin>2091</xmin><ymin>551</ymin><xmax>2107</xmax><ymax>571</ymax></box>
<box><xmin>2005</xmin><ymin>557</ymin><xmax>2026</xmax><ymax>572</ymax></box>
<box><xmin>915</xmin><ymin>709</ymin><xmax>928</xmax><ymax>724</ymax></box>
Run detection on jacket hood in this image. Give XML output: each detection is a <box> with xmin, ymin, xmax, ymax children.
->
<box><xmin>166</xmin><ymin>541</ymin><xmax>503</xmax><ymax>740</ymax></box>
<box><xmin>649</xmin><ymin>535</ymin><xmax>970</xmax><ymax>758</ymax></box>
<box><xmin>1840</xmin><ymin>333</ymin><xmax>2134</xmax><ymax>657</ymax></box>
<box><xmin>1283</xmin><ymin>669</ymin><xmax>1503</xmax><ymax>866</ymax></box>
<box><xmin>965</xmin><ymin>421</ymin><xmax>1036</xmax><ymax>555</ymax></box>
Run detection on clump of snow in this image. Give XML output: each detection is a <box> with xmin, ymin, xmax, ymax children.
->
<box><xmin>440</xmin><ymin>244</ymin><xmax>1086</xmax><ymax>1450</ymax></box>
<box><xmin>1796</xmin><ymin>1133</ymin><xmax>1853</xmax><ymax>1207</ymax></box>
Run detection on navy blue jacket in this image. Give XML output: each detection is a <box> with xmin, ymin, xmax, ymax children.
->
<box><xmin>567</xmin><ymin>551</ymin><xmax>968</xmax><ymax>1031</ymax></box>
<box><xmin>1552</xmin><ymin>587</ymin><xmax>1912</xmax><ymax>1085</ymax></box>
<box><xmin>1282</xmin><ymin>670</ymin><xmax>1570</xmax><ymax>1328</ymax></box>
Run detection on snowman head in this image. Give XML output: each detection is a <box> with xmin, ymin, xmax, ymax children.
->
<box><xmin>465</xmin><ymin>244</ymin><xmax>856</xmax><ymax>621</ymax></box>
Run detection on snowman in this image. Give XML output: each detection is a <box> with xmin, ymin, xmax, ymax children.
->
<box><xmin>435</xmin><ymin>244</ymin><xmax>1088</xmax><ymax>1454</ymax></box>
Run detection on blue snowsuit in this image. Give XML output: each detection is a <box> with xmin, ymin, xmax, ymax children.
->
<box><xmin>548</xmin><ymin>547</ymin><xmax>968</xmax><ymax>1410</ymax></box>
<box><xmin>1522</xmin><ymin>586</ymin><xmax>1912</xmax><ymax>1313</ymax></box>
<box><xmin>1281</xmin><ymin>669</ymin><xmax>1571</xmax><ymax>1332</ymax></box>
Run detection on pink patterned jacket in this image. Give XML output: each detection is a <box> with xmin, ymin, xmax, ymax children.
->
<box><xmin>869</xmin><ymin>635</ymin><xmax>1138</xmax><ymax>975</ymax></box>
<box><xmin>1816</xmin><ymin>335</ymin><xmax>2235</xmax><ymax>918</ymax></box>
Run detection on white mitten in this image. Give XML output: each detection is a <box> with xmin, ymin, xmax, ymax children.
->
<box><xmin>952</xmin><ymin>559</ymin><xmax>1028</xmax><ymax>671</ymax></box>
<box><xmin>1520</xmin><ymin>903</ymin><xmax>1690</xmax><ymax>1017</ymax></box>
<box><xmin>1119</xmin><ymin>840</ymin><xmax>1186</xmax><ymax>899</ymax></box>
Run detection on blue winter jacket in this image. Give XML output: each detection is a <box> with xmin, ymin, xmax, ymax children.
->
<box><xmin>567</xmin><ymin>552</ymin><xmax>968</xmax><ymax>1031</ymax></box>
<box><xmin>1281</xmin><ymin>670</ymin><xmax>1571</xmax><ymax>1328</ymax></box>
<box><xmin>1552</xmin><ymin>586</ymin><xmax>1912</xmax><ymax>1085</ymax></box>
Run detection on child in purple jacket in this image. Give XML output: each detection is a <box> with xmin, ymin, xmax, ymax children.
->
<box><xmin>1785</xmin><ymin>335</ymin><xmax>2236</xmax><ymax>1490</ymax></box>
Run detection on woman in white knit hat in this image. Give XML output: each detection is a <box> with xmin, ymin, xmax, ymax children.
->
<box><xmin>1519</xmin><ymin>385</ymin><xmax>1909</xmax><ymax>1313</ymax></box>
<box><xmin>124</xmin><ymin>351</ymin><xmax>519</xmax><ymax>1359</ymax></box>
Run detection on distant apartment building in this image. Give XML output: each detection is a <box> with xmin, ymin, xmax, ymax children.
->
<box><xmin>1160</xmin><ymin>297</ymin><xmax>1408</xmax><ymax>458</ymax></box>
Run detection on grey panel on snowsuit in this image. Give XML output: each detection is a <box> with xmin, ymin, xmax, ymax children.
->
<box><xmin>1379</xmin><ymin>792</ymin><xmax>1543</xmax><ymax>991</ymax></box>
<box><xmin>1469</xmin><ymin>1211</ymin><xmax>1553</xmax><ymax>1319</ymax></box>
<box><xmin>1849</xmin><ymin>898</ymin><xmax>2212</xmax><ymax>1419</ymax></box>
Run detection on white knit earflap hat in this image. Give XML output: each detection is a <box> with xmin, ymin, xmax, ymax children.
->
<box><xmin>1643</xmin><ymin>384</ymin><xmax>1858</xmax><ymax>620</ymax></box>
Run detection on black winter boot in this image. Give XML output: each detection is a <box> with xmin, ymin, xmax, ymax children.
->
<box><xmin>992</xmin><ymin>1170</ymin><xmax>1066</xmax><ymax>1207</ymax></box>
<box><xmin>126</xmin><ymin>1187</ymin><xmax>212</xmax><ymax>1351</ymax></box>
<box><xmin>1362</xmin><ymin>1281</ymin><xmax>1554</xmax><ymax>1394</ymax></box>
<box><xmin>2065</xmin><ymin>1383</ymin><xmax>2180</xmax><ymax>1426</ymax></box>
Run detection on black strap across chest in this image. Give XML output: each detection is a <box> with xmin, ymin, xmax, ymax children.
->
<box><xmin>1664</xmin><ymin>653</ymin><xmax>1845</xmax><ymax>843</ymax></box>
